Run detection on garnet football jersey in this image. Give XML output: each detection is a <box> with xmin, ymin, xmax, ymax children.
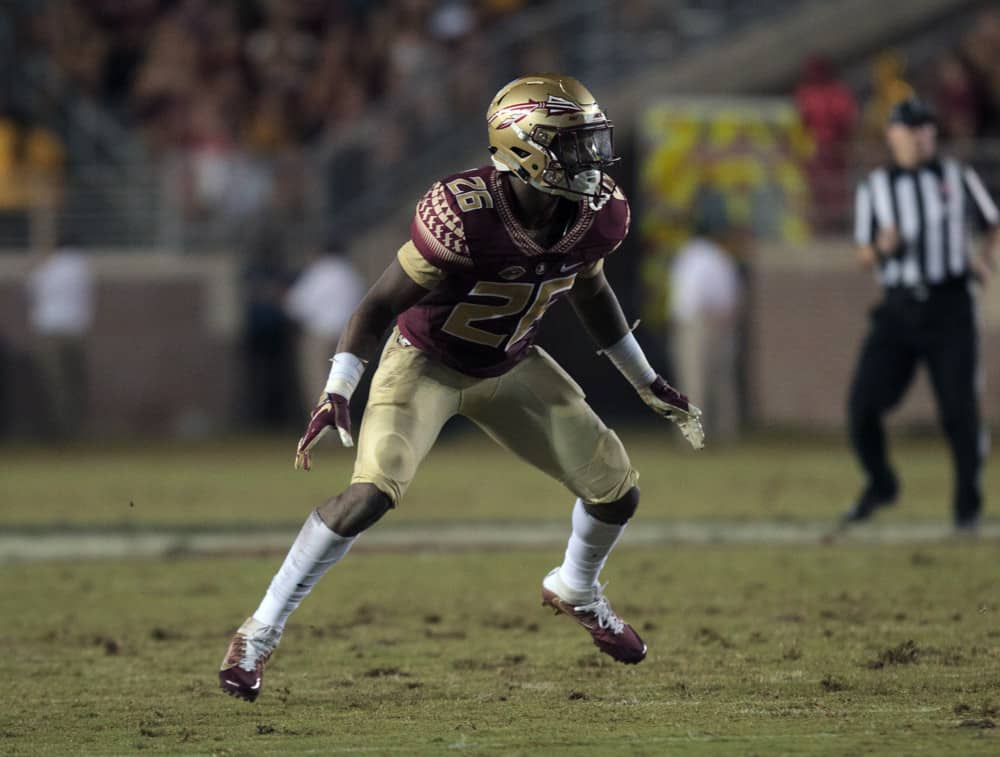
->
<box><xmin>395</xmin><ymin>165</ymin><xmax>630</xmax><ymax>377</ymax></box>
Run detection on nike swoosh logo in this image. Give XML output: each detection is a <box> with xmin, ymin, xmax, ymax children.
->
<box><xmin>251</xmin><ymin>678</ymin><xmax>261</xmax><ymax>690</ymax></box>
<box><xmin>560</xmin><ymin>261</ymin><xmax>585</xmax><ymax>273</ymax></box>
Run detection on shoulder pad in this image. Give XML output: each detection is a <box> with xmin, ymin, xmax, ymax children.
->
<box><xmin>594</xmin><ymin>176</ymin><xmax>630</xmax><ymax>253</ymax></box>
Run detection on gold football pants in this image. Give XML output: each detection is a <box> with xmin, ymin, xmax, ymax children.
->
<box><xmin>351</xmin><ymin>329</ymin><xmax>638</xmax><ymax>505</ymax></box>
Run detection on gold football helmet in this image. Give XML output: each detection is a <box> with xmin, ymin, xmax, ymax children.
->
<box><xmin>486</xmin><ymin>74</ymin><xmax>618</xmax><ymax>207</ymax></box>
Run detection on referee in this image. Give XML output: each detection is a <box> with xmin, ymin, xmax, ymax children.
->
<box><xmin>845</xmin><ymin>97</ymin><xmax>999</xmax><ymax>529</ymax></box>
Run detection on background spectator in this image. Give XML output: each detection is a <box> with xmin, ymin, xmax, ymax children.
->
<box><xmin>862</xmin><ymin>50</ymin><xmax>915</xmax><ymax>138</ymax></box>
<box><xmin>669</xmin><ymin>223</ymin><xmax>744</xmax><ymax>443</ymax></box>
<box><xmin>794</xmin><ymin>55</ymin><xmax>857</xmax><ymax>232</ymax></box>
<box><xmin>284</xmin><ymin>242</ymin><xmax>365</xmax><ymax>410</ymax></box>
<box><xmin>932</xmin><ymin>52</ymin><xmax>980</xmax><ymax>140</ymax></box>
<box><xmin>25</xmin><ymin>237</ymin><xmax>94</xmax><ymax>439</ymax></box>
<box><xmin>242</xmin><ymin>232</ymin><xmax>297</xmax><ymax>429</ymax></box>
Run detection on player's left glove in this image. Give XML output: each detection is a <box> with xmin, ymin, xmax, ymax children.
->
<box><xmin>601</xmin><ymin>330</ymin><xmax>705</xmax><ymax>450</ymax></box>
<box><xmin>638</xmin><ymin>376</ymin><xmax>704</xmax><ymax>450</ymax></box>
<box><xmin>294</xmin><ymin>352</ymin><xmax>366</xmax><ymax>471</ymax></box>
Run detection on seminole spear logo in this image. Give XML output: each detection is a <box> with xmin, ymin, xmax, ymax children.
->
<box><xmin>488</xmin><ymin>95</ymin><xmax>585</xmax><ymax>129</ymax></box>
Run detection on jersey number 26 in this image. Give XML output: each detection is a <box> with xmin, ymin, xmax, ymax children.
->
<box><xmin>442</xmin><ymin>276</ymin><xmax>576</xmax><ymax>352</ymax></box>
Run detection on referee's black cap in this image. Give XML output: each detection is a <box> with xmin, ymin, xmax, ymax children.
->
<box><xmin>888</xmin><ymin>97</ymin><xmax>936</xmax><ymax>127</ymax></box>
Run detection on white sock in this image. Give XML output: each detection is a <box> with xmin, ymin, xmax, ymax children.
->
<box><xmin>557</xmin><ymin>499</ymin><xmax>627</xmax><ymax>595</ymax></box>
<box><xmin>252</xmin><ymin>510</ymin><xmax>355</xmax><ymax>629</ymax></box>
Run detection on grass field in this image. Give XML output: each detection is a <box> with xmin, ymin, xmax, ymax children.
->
<box><xmin>4</xmin><ymin>545</ymin><xmax>999</xmax><ymax>755</ymax></box>
<box><xmin>3</xmin><ymin>429</ymin><xmax>996</xmax><ymax>528</ymax></box>
<box><xmin>3</xmin><ymin>432</ymin><xmax>999</xmax><ymax>754</ymax></box>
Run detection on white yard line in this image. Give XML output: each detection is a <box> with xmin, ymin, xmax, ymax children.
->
<box><xmin>1</xmin><ymin>520</ymin><xmax>996</xmax><ymax>562</ymax></box>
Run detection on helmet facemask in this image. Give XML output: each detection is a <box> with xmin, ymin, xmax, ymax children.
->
<box><xmin>527</xmin><ymin>122</ymin><xmax>618</xmax><ymax>208</ymax></box>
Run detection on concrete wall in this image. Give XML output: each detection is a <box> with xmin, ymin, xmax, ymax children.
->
<box><xmin>1</xmin><ymin>240</ymin><xmax>996</xmax><ymax>437</ymax></box>
<box><xmin>0</xmin><ymin>253</ymin><xmax>239</xmax><ymax>436</ymax></box>
<box><xmin>750</xmin><ymin>240</ymin><xmax>1000</xmax><ymax>429</ymax></box>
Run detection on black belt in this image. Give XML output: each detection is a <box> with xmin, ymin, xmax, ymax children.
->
<box><xmin>883</xmin><ymin>278</ymin><xmax>968</xmax><ymax>304</ymax></box>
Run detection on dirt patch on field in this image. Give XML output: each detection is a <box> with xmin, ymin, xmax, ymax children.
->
<box><xmin>774</xmin><ymin>612</ymin><xmax>806</xmax><ymax>623</ymax></box>
<box><xmin>909</xmin><ymin>551</ymin><xmax>936</xmax><ymax>566</ymax></box>
<box><xmin>363</xmin><ymin>667</ymin><xmax>411</xmax><ymax>678</ymax></box>
<box><xmin>694</xmin><ymin>626</ymin><xmax>733</xmax><ymax>648</ymax></box>
<box><xmin>486</xmin><ymin>616</ymin><xmax>539</xmax><ymax>632</ymax></box>
<box><xmin>957</xmin><ymin>718</ymin><xmax>995</xmax><ymax>729</ymax></box>
<box><xmin>820</xmin><ymin>674</ymin><xmax>848</xmax><ymax>692</ymax></box>
<box><xmin>93</xmin><ymin>635</ymin><xmax>121</xmax><ymax>655</ymax></box>
<box><xmin>867</xmin><ymin>640</ymin><xmax>919</xmax><ymax>668</ymax></box>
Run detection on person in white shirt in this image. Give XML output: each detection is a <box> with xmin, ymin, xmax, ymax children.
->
<box><xmin>670</xmin><ymin>234</ymin><xmax>743</xmax><ymax>441</ymax></box>
<box><xmin>25</xmin><ymin>241</ymin><xmax>94</xmax><ymax>438</ymax></box>
<box><xmin>285</xmin><ymin>244</ymin><xmax>365</xmax><ymax>411</ymax></box>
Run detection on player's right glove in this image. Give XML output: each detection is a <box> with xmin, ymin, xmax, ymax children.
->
<box><xmin>637</xmin><ymin>376</ymin><xmax>705</xmax><ymax>450</ymax></box>
<box><xmin>294</xmin><ymin>393</ymin><xmax>352</xmax><ymax>471</ymax></box>
<box><xmin>294</xmin><ymin>352</ymin><xmax>366</xmax><ymax>471</ymax></box>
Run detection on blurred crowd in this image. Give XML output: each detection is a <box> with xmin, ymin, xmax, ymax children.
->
<box><xmin>928</xmin><ymin>11</ymin><xmax>1000</xmax><ymax>140</ymax></box>
<box><xmin>9</xmin><ymin>9</ymin><xmax>1000</xmax><ymax>253</ymax></box>
<box><xmin>4</xmin><ymin>0</ymin><xmax>785</xmax><ymax>250</ymax></box>
<box><xmin>15</xmin><ymin>0</ymin><xmax>544</xmax><ymax>247</ymax></box>
<box><xmin>0</xmin><ymin>107</ymin><xmax>63</xmax><ymax>244</ymax></box>
<box><xmin>796</xmin><ymin>9</ymin><xmax>1000</xmax><ymax>145</ymax></box>
<box><xmin>31</xmin><ymin>0</ymin><xmax>536</xmax><ymax>155</ymax></box>
<box><xmin>793</xmin><ymin>9</ymin><xmax>1000</xmax><ymax>231</ymax></box>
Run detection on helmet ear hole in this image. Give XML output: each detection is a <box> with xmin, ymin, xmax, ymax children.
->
<box><xmin>510</xmin><ymin>146</ymin><xmax>531</xmax><ymax>158</ymax></box>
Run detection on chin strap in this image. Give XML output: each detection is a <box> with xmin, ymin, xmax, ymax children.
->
<box><xmin>530</xmin><ymin>175</ymin><xmax>611</xmax><ymax>210</ymax></box>
<box><xmin>588</xmin><ymin>193</ymin><xmax>610</xmax><ymax>211</ymax></box>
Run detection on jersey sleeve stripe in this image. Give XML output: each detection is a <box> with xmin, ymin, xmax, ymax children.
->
<box><xmin>963</xmin><ymin>166</ymin><xmax>1000</xmax><ymax>226</ymax></box>
<box><xmin>870</xmin><ymin>168</ymin><xmax>895</xmax><ymax>230</ymax></box>
<box><xmin>854</xmin><ymin>182</ymin><xmax>873</xmax><ymax>245</ymax></box>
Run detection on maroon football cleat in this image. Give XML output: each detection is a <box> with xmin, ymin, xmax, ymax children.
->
<box><xmin>541</xmin><ymin>568</ymin><xmax>647</xmax><ymax>664</ymax></box>
<box><xmin>218</xmin><ymin>617</ymin><xmax>281</xmax><ymax>702</ymax></box>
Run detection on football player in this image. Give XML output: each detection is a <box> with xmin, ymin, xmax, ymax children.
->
<box><xmin>220</xmin><ymin>74</ymin><xmax>704</xmax><ymax>702</ymax></box>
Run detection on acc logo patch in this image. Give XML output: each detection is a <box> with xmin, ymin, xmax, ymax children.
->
<box><xmin>499</xmin><ymin>265</ymin><xmax>527</xmax><ymax>280</ymax></box>
<box><xmin>535</xmin><ymin>263</ymin><xmax>547</xmax><ymax>275</ymax></box>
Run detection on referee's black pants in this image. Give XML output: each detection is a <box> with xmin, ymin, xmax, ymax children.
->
<box><xmin>848</xmin><ymin>282</ymin><xmax>983</xmax><ymax>522</ymax></box>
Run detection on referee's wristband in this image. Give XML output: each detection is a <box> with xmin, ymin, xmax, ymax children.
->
<box><xmin>602</xmin><ymin>332</ymin><xmax>657</xmax><ymax>389</ymax></box>
<box><xmin>324</xmin><ymin>353</ymin><xmax>366</xmax><ymax>399</ymax></box>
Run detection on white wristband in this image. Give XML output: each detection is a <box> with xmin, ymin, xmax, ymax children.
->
<box><xmin>324</xmin><ymin>353</ymin><xmax>366</xmax><ymax>399</ymax></box>
<box><xmin>603</xmin><ymin>332</ymin><xmax>656</xmax><ymax>389</ymax></box>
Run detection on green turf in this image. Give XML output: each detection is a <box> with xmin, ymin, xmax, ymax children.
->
<box><xmin>3</xmin><ymin>544</ymin><xmax>998</xmax><ymax>755</ymax></box>
<box><xmin>3</xmin><ymin>430</ymin><xmax>994</xmax><ymax>528</ymax></box>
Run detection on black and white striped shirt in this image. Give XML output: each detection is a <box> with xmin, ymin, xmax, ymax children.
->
<box><xmin>854</xmin><ymin>158</ymin><xmax>999</xmax><ymax>289</ymax></box>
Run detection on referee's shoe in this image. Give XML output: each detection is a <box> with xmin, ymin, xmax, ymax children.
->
<box><xmin>841</xmin><ymin>477</ymin><xmax>898</xmax><ymax>524</ymax></box>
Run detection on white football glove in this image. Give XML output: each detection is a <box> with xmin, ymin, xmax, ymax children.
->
<box><xmin>637</xmin><ymin>376</ymin><xmax>705</xmax><ymax>450</ymax></box>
